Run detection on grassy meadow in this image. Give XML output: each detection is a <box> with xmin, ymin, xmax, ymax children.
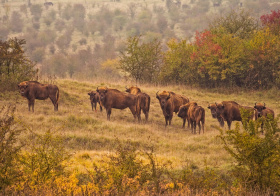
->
<box><xmin>2</xmin><ymin>78</ymin><xmax>280</xmax><ymax>174</ymax></box>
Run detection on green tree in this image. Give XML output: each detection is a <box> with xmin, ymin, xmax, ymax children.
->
<box><xmin>209</xmin><ymin>10</ymin><xmax>259</xmax><ymax>39</ymax></box>
<box><xmin>0</xmin><ymin>38</ymin><xmax>36</xmax><ymax>91</ymax></box>
<box><xmin>119</xmin><ymin>36</ymin><xmax>163</xmax><ymax>84</ymax></box>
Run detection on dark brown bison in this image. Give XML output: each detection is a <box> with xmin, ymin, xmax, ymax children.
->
<box><xmin>88</xmin><ymin>91</ymin><xmax>102</xmax><ymax>112</ymax></box>
<box><xmin>254</xmin><ymin>103</ymin><xmax>275</xmax><ymax>119</ymax></box>
<box><xmin>254</xmin><ymin>103</ymin><xmax>275</xmax><ymax>133</ymax></box>
<box><xmin>178</xmin><ymin>102</ymin><xmax>205</xmax><ymax>134</ymax></box>
<box><xmin>188</xmin><ymin>104</ymin><xmax>205</xmax><ymax>134</ymax></box>
<box><xmin>125</xmin><ymin>86</ymin><xmax>150</xmax><ymax>121</ymax></box>
<box><xmin>96</xmin><ymin>87</ymin><xmax>139</xmax><ymax>121</ymax></box>
<box><xmin>177</xmin><ymin>102</ymin><xmax>197</xmax><ymax>128</ymax></box>
<box><xmin>18</xmin><ymin>81</ymin><xmax>59</xmax><ymax>112</ymax></box>
<box><xmin>208</xmin><ymin>101</ymin><xmax>255</xmax><ymax>129</ymax></box>
<box><xmin>156</xmin><ymin>91</ymin><xmax>189</xmax><ymax>126</ymax></box>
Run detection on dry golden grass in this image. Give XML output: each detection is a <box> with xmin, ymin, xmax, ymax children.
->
<box><xmin>2</xmin><ymin>78</ymin><xmax>280</xmax><ymax>173</ymax></box>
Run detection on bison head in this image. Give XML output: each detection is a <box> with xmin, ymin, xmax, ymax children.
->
<box><xmin>96</xmin><ymin>87</ymin><xmax>108</xmax><ymax>102</ymax></box>
<box><xmin>207</xmin><ymin>103</ymin><xmax>219</xmax><ymax>118</ymax></box>
<box><xmin>18</xmin><ymin>81</ymin><xmax>29</xmax><ymax>96</ymax></box>
<box><xmin>178</xmin><ymin>105</ymin><xmax>188</xmax><ymax>118</ymax></box>
<box><xmin>88</xmin><ymin>91</ymin><xmax>97</xmax><ymax>102</ymax></box>
<box><xmin>254</xmin><ymin>102</ymin><xmax>266</xmax><ymax>117</ymax></box>
<box><xmin>215</xmin><ymin>102</ymin><xmax>225</xmax><ymax>118</ymax></box>
<box><xmin>156</xmin><ymin>91</ymin><xmax>171</xmax><ymax>109</ymax></box>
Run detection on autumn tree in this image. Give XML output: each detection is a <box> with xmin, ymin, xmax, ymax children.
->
<box><xmin>209</xmin><ymin>10</ymin><xmax>259</xmax><ymax>39</ymax></box>
<box><xmin>260</xmin><ymin>9</ymin><xmax>280</xmax><ymax>34</ymax></box>
<box><xmin>119</xmin><ymin>36</ymin><xmax>163</xmax><ymax>84</ymax></box>
<box><xmin>0</xmin><ymin>38</ymin><xmax>36</xmax><ymax>91</ymax></box>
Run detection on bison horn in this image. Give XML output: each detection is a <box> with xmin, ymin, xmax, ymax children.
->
<box><xmin>156</xmin><ymin>91</ymin><xmax>159</xmax><ymax>96</ymax></box>
<box><xmin>167</xmin><ymin>92</ymin><xmax>171</xmax><ymax>99</ymax></box>
<box><xmin>125</xmin><ymin>86</ymin><xmax>128</xmax><ymax>90</ymax></box>
<box><xmin>255</xmin><ymin>102</ymin><xmax>257</xmax><ymax>106</ymax></box>
<box><xmin>215</xmin><ymin>102</ymin><xmax>217</xmax><ymax>106</ymax></box>
<box><xmin>264</xmin><ymin>102</ymin><xmax>265</xmax><ymax>107</ymax></box>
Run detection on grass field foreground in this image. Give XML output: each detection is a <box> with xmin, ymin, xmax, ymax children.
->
<box><xmin>2</xmin><ymin>79</ymin><xmax>279</xmax><ymax>173</ymax></box>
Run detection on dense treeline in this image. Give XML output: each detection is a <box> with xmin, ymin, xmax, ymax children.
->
<box><xmin>119</xmin><ymin>10</ymin><xmax>280</xmax><ymax>89</ymax></box>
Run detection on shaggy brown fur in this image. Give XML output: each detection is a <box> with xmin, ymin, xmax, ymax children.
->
<box><xmin>156</xmin><ymin>91</ymin><xmax>189</xmax><ymax>126</ymax></box>
<box><xmin>18</xmin><ymin>81</ymin><xmax>59</xmax><ymax>112</ymax></box>
<box><xmin>126</xmin><ymin>86</ymin><xmax>150</xmax><ymax>121</ymax></box>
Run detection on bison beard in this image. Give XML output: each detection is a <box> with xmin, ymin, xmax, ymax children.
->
<box><xmin>97</xmin><ymin>87</ymin><xmax>139</xmax><ymax>121</ymax></box>
<box><xmin>18</xmin><ymin>81</ymin><xmax>59</xmax><ymax>112</ymax></box>
<box><xmin>125</xmin><ymin>86</ymin><xmax>150</xmax><ymax>121</ymax></box>
<box><xmin>156</xmin><ymin>91</ymin><xmax>189</xmax><ymax>127</ymax></box>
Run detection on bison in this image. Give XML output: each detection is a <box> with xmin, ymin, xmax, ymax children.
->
<box><xmin>188</xmin><ymin>104</ymin><xmax>205</xmax><ymax>134</ymax></box>
<box><xmin>96</xmin><ymin>87</ymin><xmax>139</xmax><ymax>121</ymax></box>
<box><xmin>125</xmin><ymin>86</ymin><xmax>150</xmax><ymax>121</ymax></box>
<box><xmin>208</xmin><ymin>101</ymin><xmax>255</xmax><ymax>130</ymax></box>
<box><xmin>177</xmin><ymin>102</ymin><xmax>197</xmax><ymax>128</ymax></box>
<box><xmin>254</xmin><ymin>103</ymin><xmax>274</xmax><ymax>119</ymax></box>
<box><xmin>18</xmin><ymin>81</ymin><xmax>59</xmax><ymax>112</ymax></box>
<box><xmin>156</xmin><ymin>91</ymin><xmax>189</xmax><ymax>126</ymax></box>
<box><xmin>178</xmin><ymin>102</ymin><xmax>205</xmax><ymax>134</ymax></box>
<box><xmin>88</xmin><ymin>91</ymin><xmax>102</xmax><ymax>112</ymax></box>
<box><xmin>254</xmin><ymin>103</ymin><xmax>275</xmax><ymax>133</ymax></box>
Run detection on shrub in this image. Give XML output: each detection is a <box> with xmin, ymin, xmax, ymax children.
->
<box><xmin>19</xmin><ymin>130</ymin><xmax>71</xmax><ymax>190</ymax></box>
<box><xmin>0</xmin><ymin>105</ymin><xmax>23</xmax><ymax>192</ymax></box>
<box><xmin>219</xmin><ymin>112</ymin><xmax>280</xmax><ymax>193</ymax></box>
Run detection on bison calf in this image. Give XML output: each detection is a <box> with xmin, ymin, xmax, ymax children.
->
<box><xmin>96</xmin><ymin>87</ymin><xmax>139</xmax><ymax>121</ymax></box>
<box><xmin>178</xmin><ymin>102</ymin><xmax>205</xmax><ymax>134</ymax></box>
<box><xmin>18</xmin><ymin>81</ymin><xmax>59</xmax><ymax>112</ymax></box>
<box><xmin>88</xmin><ymin>91</ymin><xmax>102</xmax><ymax>112</ymax></box>
<box><xmin>156</xmin><ymin>91</ymin><xmax>189</xmax><ymax>126</ymax></box>
<box><xmin>125</xmin><ymin>86</ymin><xmax>150</xmax><ymax>122</ymax></box>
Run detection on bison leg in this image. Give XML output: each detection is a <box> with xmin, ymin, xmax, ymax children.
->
<box><xmin>227</xmin><ymin>120</ymin><xmax>232</xmax><ymax>130</ymax></box>
<box><xmin>91</xmin><ymin>102</ymin><xmax>94</xmax><ymax>111</ymax></box>
<box><xmin>99</xmin><ymin>104</ymin><xmax>103</xmax><ymax>112</ymax></box>
<box><xmin>182</xmin><ymin>118</ymin><xmax>186</xmax><ymax>128</ymax></box>
<box><xmin>193</xmin><ymin>121</ymin><xmax>197</xmax><ymax>134</ymax></box>
<box><xmin>165</xmin><ymin>116</ymin><xmax>169</xmax><ymax>127</ymax></box>
<box><xmin>169</xmin><ymin>114</ymin><xmax>173</xmax><ymax>125</ymax></box>
<box><xmin>187</xmin><ymin>117</ymin><xmax>190</xmax><ymax>128</ymax></box>
<box><xmin>129</xmin><ymin>106</ymin><xmax>138</xmax><ymax>121</ymax></box>
<box><xmin>197</xmin><ymin>120</ymin><xmax>201</xmax><ymax>134</ymax></box>
<box><xmin>106</xmin><ymin>108</ymin><xmax>112</xmax><ymax>121</ymax></box>
<box><xmin>49</xmin><ymin>96</ymin><xmax>58</xmax><ymax>111</ymax></box>
<box><xmin>28</xmin><ymin>99</ymin><xmax>35</xmax><ymax>112</ymax></box>
<box><xmin>218</xmin><ymin>117</ymin><xmax>224</xmax><ymax>127</ymax></box>
<box><xmin>144</xmin><ymin>110</ymin><xmax>149</xmax><ymax>122</ymax></box>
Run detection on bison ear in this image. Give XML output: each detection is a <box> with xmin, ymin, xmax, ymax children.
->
<box><xmin>88</xmin><ymin>92</ymin><xmax>91</xmax><ymax>95</ymax></box>
<box><xmin>254</xmin><ymin>106</ymin><xmax>257</xmax><ymax>109</ymax></box>
<box><xmin>263</xmin><ymin>106</ymin><xmax>266</xmax><ymax>109</ymax></box>
<box><xmin>207</xmin><ymin>105</ymin><xmax>211</xmax><ymax>109</ymax></box>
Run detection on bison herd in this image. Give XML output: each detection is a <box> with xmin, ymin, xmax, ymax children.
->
<box><xmin>18</xmin><ymin>81</ymin><xmax>275</xmax><ymax>134</ymax></box>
